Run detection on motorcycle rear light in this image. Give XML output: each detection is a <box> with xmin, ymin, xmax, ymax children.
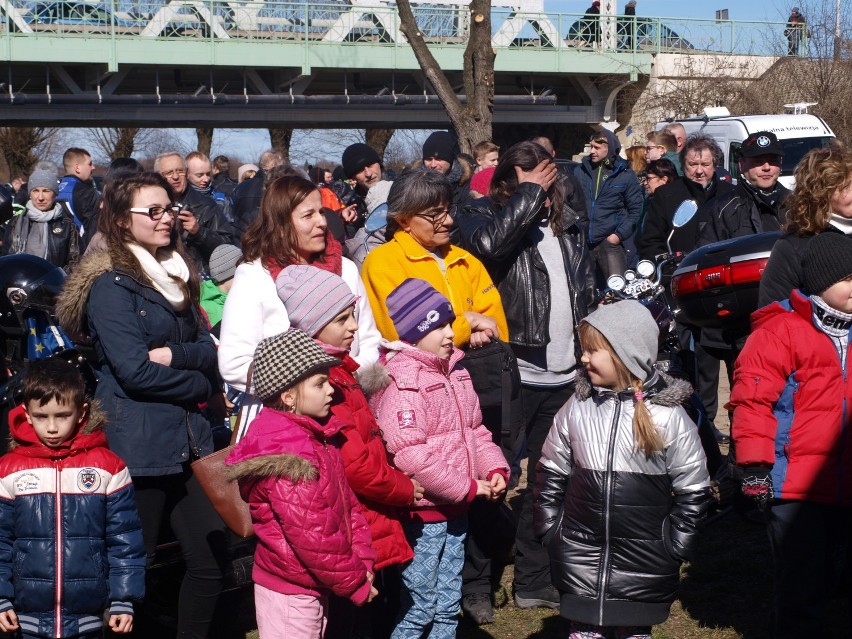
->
<box><xmin>672</xmin><ymin>257</ymin><xmax>768</xmax><ymax>296</ymax></box>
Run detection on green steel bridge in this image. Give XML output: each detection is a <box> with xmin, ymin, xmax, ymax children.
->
<box><xmin>0</xmin><ymin>0</ymin><xmax>793</xmax><ymax>127</ymax></box>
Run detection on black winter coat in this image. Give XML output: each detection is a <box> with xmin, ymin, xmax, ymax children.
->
<box><xmin>455</xmin><ymin>181</ymin><xmax>596</xmax><ymax>353</ymax></box>
<box><xmin>638</xmin><ymin>176</ymin><xmax>734</xmax><ymax>259</ymax></box>
<box><xmin>231</xmin><ymin>169</ymin><xmax>266</xmax><ymax>239</ymax></box>
<box><xmin>177</xmin><ymin>187</ymin><xmax>236</xmax><ymax>273</ymax></box>
<box><xmin>56</xmin><ymin>251</ymin><xmax>218</xmax><ymax>476</ymax></box>
<box><xmin>758</xmin><ymin>226</ymin><xmax>848</xmax><ymax>307</ymax></box>
<box><xmin>2</xmin><ymin>205</ymin><xmax>80</xmax><ymax>270</ymax></box>
<box><xmin>534</xmin><ymin>374</ymin><xmax>712</xmax><ymax>626</ymax></box>
<box><xmin>696</xmin><ymin>181</ymin><xmax>790</xmax><ymax>247</ymax></box>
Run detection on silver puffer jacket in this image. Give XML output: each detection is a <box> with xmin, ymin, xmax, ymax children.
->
<box><xmin>534</xmin><ymin>373</ymin><xmax>712</xmax><ymax>627</ymax></box>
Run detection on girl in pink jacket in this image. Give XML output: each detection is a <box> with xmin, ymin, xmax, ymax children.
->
<box><xmin>368</xmin><ymin>278</ymin><xmax>509</xmax><ymax>639</ymax></box>
<box><xmin>226</xmin><ymin>330</ymin><xmax>377</xmax><ymax>639</ymax></box>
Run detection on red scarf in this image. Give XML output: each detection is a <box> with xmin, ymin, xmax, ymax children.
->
<box><xmin>265</xmin><ymin>230</ymin><xmax>344</xmax><ymax>282</ymax></box>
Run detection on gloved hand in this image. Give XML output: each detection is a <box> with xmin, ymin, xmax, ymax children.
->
<box><xmin>740</xmin><ymin>466</ymin><xmax>773</xmax><ymax>510</ymax></box>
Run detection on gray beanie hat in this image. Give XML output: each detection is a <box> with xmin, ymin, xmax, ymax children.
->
<box><xmin>208</xmin><ymin>244</ymin><xmax>242</xmax><ymax>285</ymax></box>
<box><xmin>28</xmin><ymin>169</ymin><xmax>59</xmax><ymax>195</ymax></box>
<box><xmin>582</xmin><ymin>301</ymin><xmax>659</xmax><ymax>381</ymax></box>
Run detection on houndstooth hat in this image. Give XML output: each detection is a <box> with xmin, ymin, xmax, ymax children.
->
<box><xmin>252</xmin><ymin>329</ymin><xmax>340</xmax><ymax>403</ymax></box>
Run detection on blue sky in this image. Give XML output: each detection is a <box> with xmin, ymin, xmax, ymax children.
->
<box><xmin>544</xmin><ymin>0</ymin><xmax>794</xmax><ymax>22</ymax></box>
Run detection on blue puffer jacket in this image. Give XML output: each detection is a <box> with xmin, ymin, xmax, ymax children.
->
<box><xmin>56</xmin><ymin>250</ymin><xmax>219</xmax><ymax>475</ymax></box>
<box><xmin>572</xmin><ymin>129</ymin><xmax>644</xmax><ymax>246</ymax></box>
<box><xmin>0</xmin><ymin>405</ymin><xmax>146</xmax><ymax>638</ymax></box>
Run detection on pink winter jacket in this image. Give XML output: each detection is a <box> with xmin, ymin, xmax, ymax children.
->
<box><xmin>225</xmin><ymin>409</ymin><xmax>375</xmax><ymax>604</ymax></box>
<box><xmin>367</xmin><ymin>342</ymin><xmax>509</xmax><ymax>522</ymax></box>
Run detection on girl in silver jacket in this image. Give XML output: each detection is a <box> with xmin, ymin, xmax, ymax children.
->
<box><xmin>534</xmin><ymin>301</ymin><xmax>712</xmax><ymax>639</ymax></box>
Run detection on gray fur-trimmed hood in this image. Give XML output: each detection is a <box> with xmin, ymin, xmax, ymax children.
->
<box><xmin>356</xmin><ymin>360</ymin><xmax>391</xmax><ymax>397</ymax></box>
<box><xmin>575</xmin><ymin>370</ymin><xmax>693</xmax><ymax>406</ymax></box>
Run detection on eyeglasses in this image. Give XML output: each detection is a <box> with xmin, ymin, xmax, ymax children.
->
<box><xmin>412</xmin><ymin>207</ymin><xmax>452</xmax><ymax>229</ymax></box>
<box><xmin>161</xmin><ymin>169</ymin><xmax>186</xmax><ymax>178</ymax></box>
<box><xmin>130</xmin><ymin>205</ymin><xmax>181</xmax><ymax>221</ymax></box>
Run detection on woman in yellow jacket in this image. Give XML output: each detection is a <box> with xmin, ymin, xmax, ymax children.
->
<box><xmin>362</xmin><ymin>170</ymin><xmax>508</xmax><ymax>349</ymax></box>
<box><xmin>361</xmin><ymin>168</ymin><xmax>512</xmax><ymax>626</ymax></box>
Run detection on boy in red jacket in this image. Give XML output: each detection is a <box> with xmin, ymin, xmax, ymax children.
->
<box><xmin>0</xmin><ymin>358</ymin><xmax>145</xmax><ymax>639</ymax></box>
<box><xmin>732</xmin><ymin>231</ymin><xmax>852</xmax><ymax>639</ymax></box>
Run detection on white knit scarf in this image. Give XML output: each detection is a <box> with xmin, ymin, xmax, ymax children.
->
<box><xmin>126</xmin><ymin>243</ymin><xmax>190</xmax><ymax>311</ymax></box>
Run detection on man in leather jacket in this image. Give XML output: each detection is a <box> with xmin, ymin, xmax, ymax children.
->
<box><xmin>154</xmin><ymin>152</ymin><xmax>236</xmax><ymax>274</ymax></box>
<box><xmin>230</xmin><ymin>150</ymin><xmax>284</xmax><ymax>239</ymax></box>
<box><xmin>456</xmin><ymin>142</ymin><xmax>596</xmax><ymax>611</ymax></box>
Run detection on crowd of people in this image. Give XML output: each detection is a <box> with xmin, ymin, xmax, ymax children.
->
<box><xmin>0</xmin><ymin>122</ymin><xmax>849</xmax><ymax>639</ymax></box>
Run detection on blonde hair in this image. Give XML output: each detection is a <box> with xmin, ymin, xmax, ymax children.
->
<box><xmin>578</xmin><ymin>323</ymin><xmax>664</xmax><ymax>456</ymax></box>
<box><xmin>786</xmin><ymin>141</ymin><xmax>852</xmax><ymax>235</ymax></box>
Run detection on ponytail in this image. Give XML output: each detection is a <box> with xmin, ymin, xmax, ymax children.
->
<box><xmin>631</xmin><ymin>378</ymin><xmax>664</xmax><ymax>456</ymax></box>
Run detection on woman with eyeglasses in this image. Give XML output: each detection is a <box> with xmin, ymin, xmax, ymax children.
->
<box><xmin>55</xmin><ymin>171</ymin><xmax>227</xmax><ymax>639</ymax></box>
<box><xmin>455</xmin><ymin>140</ymin><xmax>596</xmax><ymax>612</ymax></box>
<box><xmin>218</xmin><ymin>175</ymin><xmax>381</xmax><ymax>396</ymax></box>
<box><xmin>360</xmin><ymin>168</ymin><xmax>509</xmax><ymax>626</ymax></box>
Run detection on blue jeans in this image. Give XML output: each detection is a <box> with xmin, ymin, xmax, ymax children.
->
<box><xmin>392</xmin><ymin>516</ymin><xmax>467</xmax><ymax>639</ymax></box>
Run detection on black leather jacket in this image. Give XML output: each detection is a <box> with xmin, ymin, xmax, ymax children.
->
<box><xmin>455</xmin><ymin>181</ymin><xmax>596</xmax><ymax>353</ymax></box>
<box><xmin>231</xmin><ymin>169</ymin><xmax>266</xmax><ymax>240</ymax></box>
<box><xmin>696</xmin><ymin>181</ymin><xmax>790</xmax><ymax>247</ymax></box>
<box><xmin>2</xmin><ymin>205</ymin><xmax>80</xmax><ymax>270</ymax></box>
<box><xmin>177</xmin><ymin>187</ymin><xmax>237</xmax><ymax>273</ymax></box>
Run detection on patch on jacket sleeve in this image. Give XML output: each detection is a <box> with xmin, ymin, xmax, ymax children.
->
<box><xmin>397</xmin><ymin>409</ymin><xmax>417</xmax><ymax>429</ymax></box>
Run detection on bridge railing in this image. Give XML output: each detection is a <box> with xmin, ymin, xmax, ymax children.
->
<box><xmin>0</xmin><ymin>1</ymin><xmax>802</xmax><ymax>57</ymax></box>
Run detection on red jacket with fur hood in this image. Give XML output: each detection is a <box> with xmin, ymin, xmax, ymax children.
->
<box><xmin>226</xmin><ymin>409</ymin><xmax>375</xmax><ymax>603</ymax></box>
<box><xmin>328</xmin><ymin>354</ymin><xmax>414</xmax><ymax>570</ymax></box>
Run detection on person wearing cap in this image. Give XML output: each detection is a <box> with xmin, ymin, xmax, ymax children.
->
<box><xmin>2</xmin><ymin>165</ymin><xmax>79</xmax><ymax>270</ymax></box>
<box><xmin>785</xmin><ymin>7</ymin><xmax>807</xmax><ymax>56</ymax></box>
<box><xmin>199</xmin><ymin>243</ymin><xmax>243</xmax><ymax>333</ymax></box>
<box><xmin>340</xmin><ymin>143</ymin><xmax>390</xmax><ymax>227</ymax></box>
<box><xmin>225</xmin><ymin>329</ymin><xmax>378</xmax><ymax>639</ymax></box>
<box><xmin>698</xmin><ymin>131</ymin><xmax>790</xmax><ymax>247</ymax></box>
<box><xmin>580</xmin><ymin>1</ymin><xmax>601</xmax><ymax>46</ymax></box>
<box><xmin>369</xmin><ymin>278</ymin><xmax>509</xmax><ymax>639</ymax></box>
<box><xmin>418</xmin><ymin>131</ymin><xmax>473</xmax><ymax>209</ymax></box>
<box><xmin>571</xmin><ymin>128</ymin><xmax>644</xmax><ymax>282</ymax></box>
<box><xmin>536</xmin><ymin>300</ymin><xmax>710</xmax><ymax>638</ymax></box>
<box><xmin>731</xmin><ymin>230</ymin><xmax>852</xmax><ymax>638</ymax></box>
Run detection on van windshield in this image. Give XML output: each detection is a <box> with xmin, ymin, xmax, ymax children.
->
<box><xmin>780</xmin><ymin>137</ymin><xmax>834</xmax><ymax>175</ymax></box>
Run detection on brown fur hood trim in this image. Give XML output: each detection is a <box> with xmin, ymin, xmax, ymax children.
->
<box><xmin>226</xmin><ymin>453</ymin><xmax>318</xmax><ymax>483</ymax></box>
<box><xmin>56</xmin><ymin>249</ymin><xmax>145</xmax><ymax>342</ymax></box>
<box><xmin>7</xmin><ymin>400</ymin><xmax>107</xmax><ymax>450</ymax></box>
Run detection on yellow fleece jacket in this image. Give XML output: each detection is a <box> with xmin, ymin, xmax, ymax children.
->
<box><xmin>362</xmin><ymin>230</ymin><xmax>508</xmax><ymax>347</ymax></box>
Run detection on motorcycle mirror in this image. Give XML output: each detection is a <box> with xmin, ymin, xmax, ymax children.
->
<box><xmin>365</xmin><ymin>203</ymin><xmax>389</xmax><ymax>233</ymax></box>
<box><xmin>606</xmin><ymin>274</ymin><xmax>626</xmax><ymax>291</ymax></box>
<box><xmin>636</xmin><ymin>260</ymin><xmax>655</xmax><ymax>278</ymax></box>
<box><xmin>624</xmin><ymin>270</ymin><xmax>637</xmax><ymax>282</ymax></box>
<box><xmin>672</xmin><ymin>200</ymin><xmax>699</xmax><ymax>228</ymax></box>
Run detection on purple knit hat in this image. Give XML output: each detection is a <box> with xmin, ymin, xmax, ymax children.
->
<box><xmin>387</xmin><ymin>278</ymin><xmax>455</xmax><ymax>344</ymax></box>
<box><xmin>276</xmin><ymin>265</ymin><xmax>357</xmax><ymax>337</ymax></box>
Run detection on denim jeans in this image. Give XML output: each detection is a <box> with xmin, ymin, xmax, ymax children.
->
<box><xmin>392</xmin><ymin>516</ymin><xmax>467</xmax><ymax>639</ymax></box>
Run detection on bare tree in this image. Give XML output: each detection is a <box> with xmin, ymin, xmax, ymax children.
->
<box><xmin>0</xmin><ymin>127</ymin><xmax>57</xmax><ymax>177</ymax></box>
<box><xmin>268</xmin><ymin>127</ymin><xmax>293</xmax><ymax>162</ymax></box>
<box><xmin>365</xmin><ymin>128</ymin><xmax>395</xmax><ymax>159</ymax></box>
<box><xmin>90</xmin><ymin>128</ymin><xmax>141</xmax><ymax>161</ymax></box>
<box><xmin>396</xmin><ymin>0</ymin><xmax>495</xmax><ymax>154</ymax></box>
<box><xmin>196</xmin><ymin>128</ymin><xmax>213</xmax><ymax>156</ymax></box>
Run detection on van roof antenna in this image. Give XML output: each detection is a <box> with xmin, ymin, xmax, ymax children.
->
<box><xmin>784</xmin><ymin>102</ymin><xmax>818</xmax><ymax>114</ymax></box>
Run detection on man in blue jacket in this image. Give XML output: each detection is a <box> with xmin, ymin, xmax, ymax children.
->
<box><xmin>572</xmin><ymin>129</ymin><xmax>643</xmax><ymax>282</ymax></box>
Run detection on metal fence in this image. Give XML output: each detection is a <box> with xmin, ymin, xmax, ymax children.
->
<box><xmin>0</xmin><ymin>1</ymin><xmax>803</xmax><ymax>56</ymax></box>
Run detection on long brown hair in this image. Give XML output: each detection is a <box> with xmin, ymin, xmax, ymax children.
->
<box><xmin>242</xmin><ymin>175</ymin><xmax>321</xmax><ymax>267</ymax></box>
<box><xmin>97</xmin><ymin>171</ymin><xmax>200</xmax><ymax>304</ymax></box>
<box><xmin>489</xmin><ymin>141</ymin><xmax>567</xmax><ymax>235</ymax></box>
<box><xmin>786</xmin><ymin>141</ymin><xmax>852</xmax><ymax>235</ymax></box>
<box><xmin>578</xmin><ymin>322</ymin><xmax>663</xmax><ymax>456</ymax></box>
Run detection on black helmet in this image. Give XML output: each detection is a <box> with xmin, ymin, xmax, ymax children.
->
<box><xmin>0</xmin><ymin>254</ymin><xmax>66</xmax><ymax>338</ymax></box>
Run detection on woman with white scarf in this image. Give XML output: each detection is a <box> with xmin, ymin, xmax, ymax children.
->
<box><xmin>2</xmin><ymin>167</ymin><xmax>79</xmax><ymax>269</ymax></box>
<box><xmin>56</xmin><ymin>171</ymin><xmax>227</xmax><ymax>639</ymax></box>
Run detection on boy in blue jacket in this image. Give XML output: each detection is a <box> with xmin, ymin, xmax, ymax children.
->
<box><xmin>0</xmin><ymin>358</ymin><xmax>145</xmax><ymax>638</ymax></box>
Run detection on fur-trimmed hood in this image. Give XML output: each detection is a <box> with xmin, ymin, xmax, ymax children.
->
<box><xmin>574</xmin><ymin>370</ymin><xmax>693</xmax><ymax>406</ymax></box>
<box><xmin>226</xmin><ymin>451</ymin><xmax>317</xmax><ymax>483</ymax></box>
<box><xmin>55</xmin><ymin>248</ymin><xmax>148</xmax><ymax>343</ymax></box>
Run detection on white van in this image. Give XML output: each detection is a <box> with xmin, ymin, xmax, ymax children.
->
<box><xmin>656</xmin><ymin>112</ymin><xmax>835</xmax><ymax>189</ymax></box>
